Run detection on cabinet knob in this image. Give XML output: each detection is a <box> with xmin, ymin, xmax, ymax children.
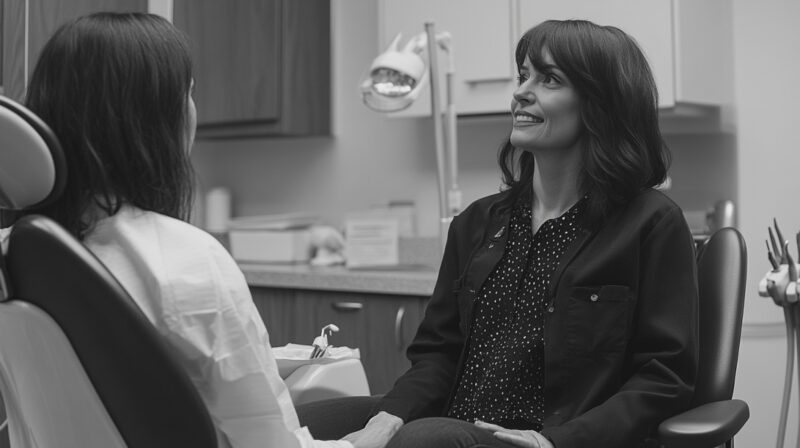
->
<box><xmin>331</xmin><ymin>302</ymin><xmax>363</xmax><ymax>311</ymax></box>
<box><xmin>394</xmin><ymin>306</ymin><xmax>406</xmax><ymax>351</ymax></box>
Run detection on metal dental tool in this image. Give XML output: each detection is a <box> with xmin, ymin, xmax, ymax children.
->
<box><xmin>758</xmin><ymin>220</ymin><xmax>800</xmax><ymax>448</ymax></box>
<box><xmin>310</xmin><ymin>324</ymin><xmax>340</xmax><ymax>359</ymax></box>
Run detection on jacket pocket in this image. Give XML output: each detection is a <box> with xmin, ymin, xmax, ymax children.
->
<box><xmin>565</xmin><ymin>285</ymin><xmax>633</xmax><ymax>356</ymax></box>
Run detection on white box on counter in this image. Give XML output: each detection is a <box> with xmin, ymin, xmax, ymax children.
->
<box><xmin>228</xmin><ymin>229</ymin><xmax>311</xmax><ymax>263</ymax></box>
<box><xmin>228</xmin><ymin>213</ymin><xmax>316</xmax><ymax>263</ymax></box>
<box><xmin>344</xmin><ymin>218</ymin><xmax>399</xmax><ymax>268</ymax></box>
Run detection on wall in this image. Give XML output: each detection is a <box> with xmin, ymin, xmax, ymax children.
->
<box><xmin>732</xmin><ymin>0</ymin><xmax>800</xmax><ymax>446</ymax></box>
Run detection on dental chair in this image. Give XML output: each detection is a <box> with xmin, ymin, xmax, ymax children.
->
<box><xmin>657</xmin><ymin>226</ymin><xmax>749</xmax><ymax>448</ymax></box>
<box><xmin>0</xmin><ymin>95</ymin><xmax>218</xmax><ymax>447</ymax></box>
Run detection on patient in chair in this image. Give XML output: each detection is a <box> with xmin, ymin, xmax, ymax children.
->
<box><xmin>7</xmin><ymin>12</ymin><xmax>369</xmax><ymax>448</ymax></box>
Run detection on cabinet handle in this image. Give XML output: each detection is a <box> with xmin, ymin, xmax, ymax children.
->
<box><xmin>394</xmin><ymin>306</ymin><xmax>406</xmax><ymax>351</ymax></box>
<box><xmin>332</xmin><ymin>302</ymin><xmax>363</xmax><ymax>311</ymax></box>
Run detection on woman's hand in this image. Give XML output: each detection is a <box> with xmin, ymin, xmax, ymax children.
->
<box><xmin>342</xmin><ymin>411</ymin><xmax>404</xmax><ymax>448</ymax></box>
<box><xmin>474</xmin><ymin>421</ymin><xmax>554</xmax><ymax>448</ymax></box>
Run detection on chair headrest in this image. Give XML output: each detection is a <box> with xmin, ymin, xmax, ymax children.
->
<box><xmin>0</xmin><ymin>95</ymin><xmax>66</xmax><ymax>210</ymax></box>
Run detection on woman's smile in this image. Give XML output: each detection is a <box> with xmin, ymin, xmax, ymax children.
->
<box><xmin>513</xmin><ymin>111</ymin><xmax>544</xmax><ymax>125</ymax></box>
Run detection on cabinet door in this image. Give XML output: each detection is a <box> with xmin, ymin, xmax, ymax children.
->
<box><xmin>172</xmin><ymin>0</ymin><xmax>330</xmax><ymax>137</ymax></box>
<box><xmin>379</xmin><ymin>0</ymin><xmax>518</xmax><ymax>116</ymax></box>
<box><xmin>173</xmin><ymin>0</ymin><xmax>280</xmax><ymax>126</ymax></box>
<box><xmin>294</xmin><ymin>290</ymin><xmax>426</xmax><ymax>395</ymax></box>
<box><xmin>671</xmin><ymin>0</ymin><xmax>733</xmax><ymax>106</ymax></box>
<box><xmin>517</xmin><ymin>0</ymin><xmax>676</xmax><ymax>107</ymax></box>
<box><xmin>1</xmin><ymin>0</ymin><xmax>147</xmax><ymax>102</ymax></box>
<box><xmin>250</xmin><ymin>287</ymin><xmax>298</xmax><ymax>347</ymax></box>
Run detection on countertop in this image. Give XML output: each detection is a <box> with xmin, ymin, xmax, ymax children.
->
<box><xmin>239</xmin><ymin>262</ymin><xmax>438</xmax><ymax>296</ymax></box>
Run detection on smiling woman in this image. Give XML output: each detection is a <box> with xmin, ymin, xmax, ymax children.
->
<box><xmin>315</xmin><ymin>19</ymin><xmax>698</xmax><ymax>448</ymax></box>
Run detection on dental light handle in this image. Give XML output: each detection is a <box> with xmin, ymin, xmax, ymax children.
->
<box><xmin>425</xmin><ymin>21</ymin><xmax>448</xmax><ymax>251</ymax></box>
<box><xmin>445</xmin><ymin>60</ymin><xmax>460</xmax><ymax>216</ymax></box>
<box><xmin>439</xmin><ymin>32</ymin><xmax>460</xmax><ymax>217</ymax></box>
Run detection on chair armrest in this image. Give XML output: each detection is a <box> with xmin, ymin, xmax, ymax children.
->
<box><xmin>658</xmin><ymin>399</ymin><xmax>749</xmax><ymax>448</ymax></box>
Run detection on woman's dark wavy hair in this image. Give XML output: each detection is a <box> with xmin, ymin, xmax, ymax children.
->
<box><xmin>23</xmin><ymin>12</ymin><xmax>194</xmax><ymax>240</ymax></box>
<box><xmin>498</xmin><ymin>20</ymin><xmax>670</xmax><ymax>227</ymax></box>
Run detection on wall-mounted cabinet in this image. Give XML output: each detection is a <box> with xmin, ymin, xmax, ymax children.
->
<box><xmin>379</xmin><ymin>0</ymin><xmax>734</xmax><ymax>117</ymax></box>
<box><xmin>1</xmin><ymin>0</ymin><xmax>147</xmax><ymax>102</ymax></box>
<box><xmin>173</xmin><ymin>0</ymin><xmax>331</xmax><ymax>138</ymax></box>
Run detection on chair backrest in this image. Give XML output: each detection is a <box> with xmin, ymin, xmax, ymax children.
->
<box><xmin>0</xmin><ymin>96</ymin><xmax>65</xmax><ymax>211</ymax></box>
<box><xmin>692</xmin><ymin>227</ymin><xmax>747</xmax><ymax>406</ymax></box>
<box><xmin>0</xmin><ymin>95</ymin><xmax>217</xmax><ymax>447</ymax></box>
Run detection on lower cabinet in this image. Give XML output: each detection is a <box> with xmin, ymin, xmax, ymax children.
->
<box><xmin>251</xmin><ymin>287</ymin><xmax>427</xmax><ymax>395</ymax></box>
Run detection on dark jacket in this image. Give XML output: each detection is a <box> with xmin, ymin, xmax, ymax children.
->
<box><xmin>376</xmin><ymin>188</ymin><xmax>699</xmax><ymax>448</ymax></box>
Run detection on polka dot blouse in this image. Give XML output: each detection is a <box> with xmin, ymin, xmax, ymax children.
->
<box><xmin>447</xmin><ymin>196</ymin><xmax>585</xmax><ymax>431</ymax></box>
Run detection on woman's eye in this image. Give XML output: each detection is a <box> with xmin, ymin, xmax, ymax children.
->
<box><xmin>541</xmin><ymin>73</ymin><xmax>560</xmax><ymax>85</ymax></box>
<box><xmin>516</xmin><ymin>74</ymin><xmax>529</xmax><ymax>85</ymax></box>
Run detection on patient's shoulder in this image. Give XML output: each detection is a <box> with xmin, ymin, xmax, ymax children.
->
<box><xmin>113</xmin><ymin>205</ymin><xmax>218</xmax><ymax>245</ymax></box>
<box><xmin>92</xmin><ymin>206</ymin><xmax>248</xmax><ymax>307</ymax></box>
<box><xmin>90</xmin><ymin>205</ymin><xmax>235</xmax><ymax>274</ymax></box>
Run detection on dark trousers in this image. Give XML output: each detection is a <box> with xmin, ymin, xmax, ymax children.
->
<box><xmin>295</xmin><ymin>395</ymin><xmax>380</xmax><ymax>440</ymax></box>
<box><xmin>296</xmin><ymin>396</ymin><xmax>517</xmax><ymax>448</ymax></box>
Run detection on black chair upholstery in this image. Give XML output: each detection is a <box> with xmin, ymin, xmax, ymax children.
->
<box><xmin>658</xmin><ymin>227</ymin><xmax>749</xmax><ymax>448</ymax></box>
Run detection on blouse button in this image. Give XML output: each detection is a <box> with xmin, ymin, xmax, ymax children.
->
<box><xmin>590</xmin><ymin>293</ymin><xmax>599</xmax><ymax>302</ymax></box>
<box><xmin>547</xmin><ymin>305</ymin><xmax>555</xmax><ymax>313</ymax></box>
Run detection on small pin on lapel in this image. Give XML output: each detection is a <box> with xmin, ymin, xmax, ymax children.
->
<box><xmin>493</xmin><ymin>226</ymin><xmax>505</xmax><ymax>239</ymax></box>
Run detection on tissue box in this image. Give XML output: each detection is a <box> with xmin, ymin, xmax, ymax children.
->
<box><xmin>228</xmin><ymin>213</ymin><xmax>316</xmax><ymax>263</ymax></box>
<box><xmin>229</xmin><ymin>229</ymin><xmax>311</xmax><ymax>263</ymax></box>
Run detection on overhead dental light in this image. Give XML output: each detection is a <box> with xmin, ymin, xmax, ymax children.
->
<box><xmin>361</xmin><ymin>33</ymin><xmax>427</xmax><ymax>112</ymax></box>
<box><xmin>359</xmin><ymin>22</ymin><xmax>461</xmax><ymax>249</ymax></box>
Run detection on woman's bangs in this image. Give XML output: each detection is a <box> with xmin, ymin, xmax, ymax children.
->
<box><xmin>516</xmin><ymin>25</ymin><xmax>548</xmax><ymax>69</ymax></box>
<box><xmin>516</xmin><ymin>21</ymin><xmax>575</xmax><ymax>74</ymax></box>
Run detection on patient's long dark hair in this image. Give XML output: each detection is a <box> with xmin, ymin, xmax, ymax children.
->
<box><xmin>498</xmin><ymin>20</ymin><xmax>670</xmax><ymax>227</ymax></box>
<box><xmin>23</xmin><ymin>12</ymin><xmax>194</xmax><ymax>240</ymax></box>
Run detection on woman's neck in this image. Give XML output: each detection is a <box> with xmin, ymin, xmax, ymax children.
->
<box><xmin>530</xmin><ymin>150</ymin><xmax>583</xmax><ymax>232</ymax></box>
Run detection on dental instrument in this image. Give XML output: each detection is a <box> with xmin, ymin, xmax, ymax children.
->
<box><xmin>758</xmin><ymin>220</ymin><xmax>800</xmax><ymax>448</ymax></box>
<box><xmin>310</xmin><ymin>324</ymin><xmax>340</xmax><ymax>359</ymax></box>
